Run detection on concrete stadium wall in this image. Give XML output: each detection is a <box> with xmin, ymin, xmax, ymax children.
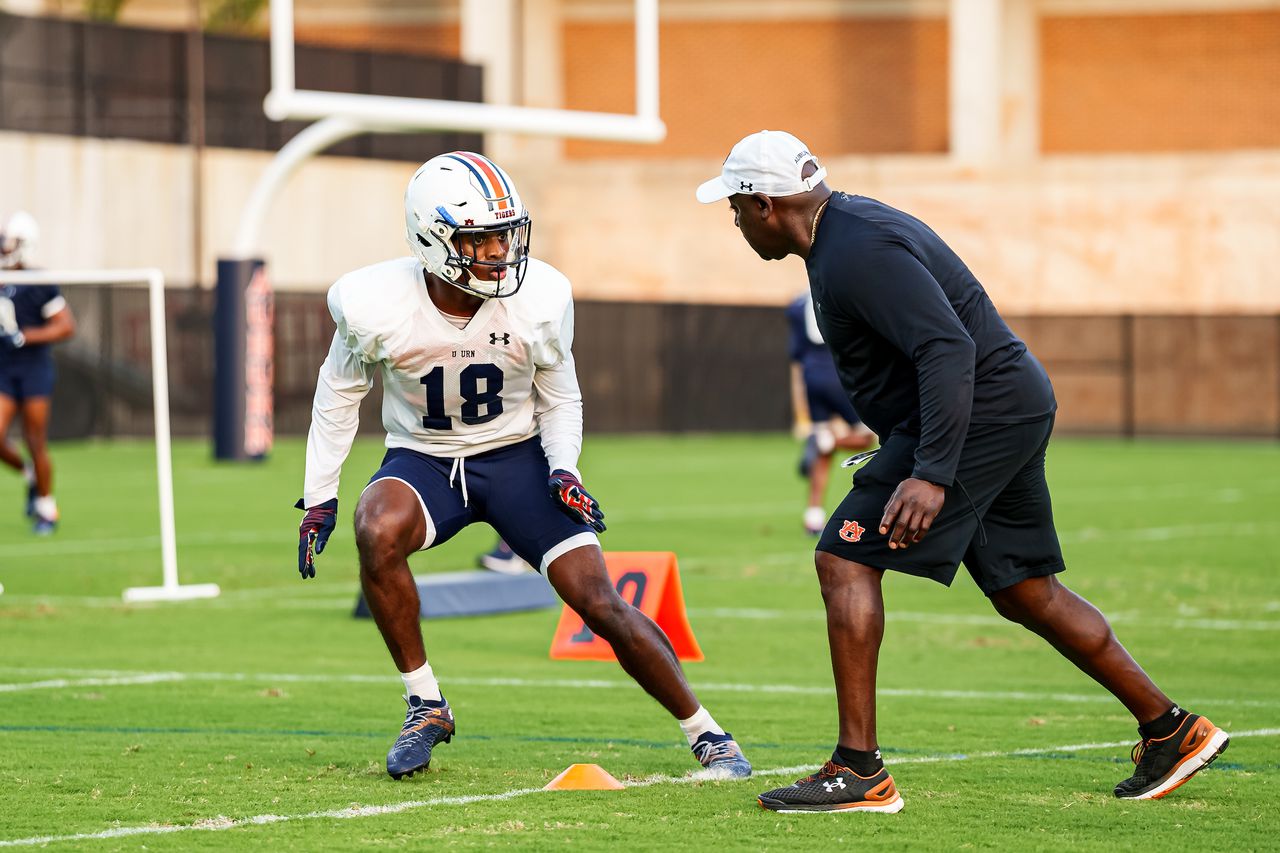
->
<box><xmin>2</xmin><ymin>130</ymin><xmax>1278</xmax><ymax>315</ymax></box>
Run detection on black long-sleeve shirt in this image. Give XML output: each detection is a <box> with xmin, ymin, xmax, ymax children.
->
<box><xmin>805</xmin><ymin>193</ymin><xmax>1056</xmax><ymax>486</ymax></box>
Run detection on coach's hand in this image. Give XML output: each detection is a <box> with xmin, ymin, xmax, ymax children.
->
<box><xmin>548</xmin><ymin>469</ymin><xmax>606</xmax><ymax>533</ymax></box>
<box><xmin>295</xmin><ymin>497</ymin><xmax>338</xmax><ymax>579</ymax></box>
<box><xmin>880</xmin><ymin>478</ymin><xmax>945</xmax><ymax>550</ymax></box>
<box><xmin>0</xmin><ymin>330</ymin><xmax>25</xmax><ymax>351</ymax></box>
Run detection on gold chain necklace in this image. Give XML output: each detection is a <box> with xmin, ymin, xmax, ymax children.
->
<box><xmin>810</xmin><ymin>197</ymin><xmax>831</xmax><ymax>246</ymax></box>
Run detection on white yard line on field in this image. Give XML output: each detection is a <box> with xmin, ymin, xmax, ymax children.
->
<box><xmin>0</xmin><ymin>673</ymin><xmax>188</xmax><ymax>693</ymax></box>
<box><xmin>1</xmin><ymin>728</ymin><xmax>1275</xmax><ymax>848</ymax></box>
<box><xmin>0</xmin><ymin>666</ymin><xmax>1276</xmax><ymax>709</ymax></box>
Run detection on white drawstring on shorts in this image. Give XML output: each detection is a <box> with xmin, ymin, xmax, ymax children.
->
<box><xmin>448</xmin><ymin>457</ymin><xmax>469</xmax><ymax>507</ymax></box>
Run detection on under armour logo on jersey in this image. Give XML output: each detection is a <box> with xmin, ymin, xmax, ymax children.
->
<box><xmin>823</xmin><ymin>778</ymin><xmax>846</xmax><ymax>792</ymax></box>
<box><xmin>739</xmin><ymin>181</ymin><xmax>753</xmax><ymax>191</ymax></box>
<box><xmin>840</xmin><ymin>520</ymin><xmax>865</xmax><ymax>542</ymax></box>
<box><xmin>490</xmin><ymin>332</ymin><xmax>510</xmax><ymax>346</ymax></box>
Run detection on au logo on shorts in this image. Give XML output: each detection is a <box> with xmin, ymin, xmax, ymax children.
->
<box><xmin>839</xmin><ymin>520</ymin><xmax>865</xmax><ymax>542</ymax></box>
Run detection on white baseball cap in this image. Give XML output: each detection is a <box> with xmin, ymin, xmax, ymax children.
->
<box><xmin>696</xmin><ymin>130</ymin><xmax>828</xmax><ymax>204</ymax></box>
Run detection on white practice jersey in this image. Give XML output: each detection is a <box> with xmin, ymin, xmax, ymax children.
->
<box><xmin>302</xmin><ymin>256</ymin><xmax>583</xmax><ymax>506</ymax></box>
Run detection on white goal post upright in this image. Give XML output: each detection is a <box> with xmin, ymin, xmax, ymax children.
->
<box><xmin>231</xmin><ymin>0</ymin><xmax>664</xmax><ymax>260</ymax></box>
<box><xmin>0</xmin><ymin>268</ymin><xmax>220</xmax><ymax>603</ymax></box>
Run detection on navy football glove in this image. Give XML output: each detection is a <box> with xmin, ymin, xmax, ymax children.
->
<box><xmin>548</xmin><ymin>469</ymin><xmax>606</xmax><ymax>533</ymax></box>
<box><xmin>295</xmin><ymin>497</ymin><xmax>337</xmax><ymax>579</ymax></box>
<box><xmin>0</xmin><ymin>330</ymin><xmax>25</xmax><ymax>351</ymax></box>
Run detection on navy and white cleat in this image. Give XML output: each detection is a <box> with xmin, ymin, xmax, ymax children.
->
<box><xmin>692</xmin><ymin>731</ymin><xmax>752</xmax><ymax>779</ymax></box>
<box><xmin>33</xmin><ymin>514</ymin><xmax>56</xmax><ymax>536</ymax></box>
<box><xmin>478</xmin><ymin>540</ymin><xmax>533</xmax><ymax>575</ymax></box>
<box><xmin>386</xmin><ymin>694</ymin><xmax>455</xmax><ymax>780</ymax></box>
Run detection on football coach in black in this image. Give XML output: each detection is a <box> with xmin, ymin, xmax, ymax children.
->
<box><xmin>697</xmin><ymin>130</ymin><xmax>1228</xmax><ymax>813</ymax></box>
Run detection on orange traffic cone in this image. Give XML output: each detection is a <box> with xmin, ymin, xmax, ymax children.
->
<box><xmin>543</xmin><ymin>763</ymin><xmax>625</xmax><ymax>791</ymax></box>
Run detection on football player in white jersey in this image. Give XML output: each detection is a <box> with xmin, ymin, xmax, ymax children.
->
<box><xmin>296</xmin><ymin>151</ymin><xmax>751</xmax><ymax>782</ymax></box>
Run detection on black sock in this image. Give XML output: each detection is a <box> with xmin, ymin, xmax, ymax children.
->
<box><xmin>834</xmin><ymin>745</ymin><xmax>884</xmax><ymax>776</ymax></box>
<box><xmin>1138</xmin><ymin>703</ymin><xmax>1185</xmax><ymax>740</ymax></box>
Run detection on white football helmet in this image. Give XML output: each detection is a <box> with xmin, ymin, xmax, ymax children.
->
<box><xmin>0</xmin><ymin>211</ymin><xmax>39</xmax><ymax>270</ymax></box>
<box><xmin>405</xmin><ymin>151</ymin><xmax>531</xmax><ymax>299</ymax></box>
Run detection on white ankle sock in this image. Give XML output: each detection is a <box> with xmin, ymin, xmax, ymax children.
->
<box><xmin>678</xmin><ymin>706</ymin><xmax>725</xmax><ymax>747</ymax></box>
<box><xmin>33</xmin><ymin>495</ymin><xmax>57</xmax><ymax>520</ymax></box>
<box><xmin>400</xmin><ymin>661</ymin><xmax>442</xmax><ymax>702</ymax></box>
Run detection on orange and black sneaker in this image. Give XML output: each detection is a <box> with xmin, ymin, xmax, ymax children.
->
<box><xmin>386</xmin><ymin>694</ymin><xmax>455</xmax><ymax>780</ymax></box>
<box><xmin>758</xmin><ymin>756</ymin><xmax>904</xmax><ymax>813</ymax></box>
<box><xmin>1114</xmin><ymin>711</ymin><xmax>1229</xmax><ymax>799</ymax></box>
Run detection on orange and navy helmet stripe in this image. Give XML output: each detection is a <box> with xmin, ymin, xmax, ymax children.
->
<box><xmin>445</xmin><ymin>151</ymin><xmax>512</xmax><ymax>211</ymax></box>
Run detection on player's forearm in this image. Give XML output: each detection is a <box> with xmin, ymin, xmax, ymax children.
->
<box><xmin>537</xmin><ymin>398</ymin><xmax>584</xmax><ymax>477</ymax></box>
<box><xmin>302</xmin><ymin>413</ymin><xmax>358</xmax><ymax>505</ymax></box>
<box><xmin>301</xmin><ymin>374</ymin><xmax>367</xmax><ymax>505</ymax></box>
<box><xmin>534</xmin><ymin>356</ymin><xmax>585</xmax><ymax>476</ymax></box>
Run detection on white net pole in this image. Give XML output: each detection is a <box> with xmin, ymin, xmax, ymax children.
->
<box><xmin>0</xmin><ymin>268</ymin><xmax>219</xmax><ymax>603</ymax></box>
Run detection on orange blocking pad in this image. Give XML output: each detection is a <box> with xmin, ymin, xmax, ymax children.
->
<box><xmin>550</xmin><ymin>552</ymin><xmax>703</xmax><ymax>662</ymax></box>
<box><xmin>543</xmin><ymin>763</ymin><xmax>626</xmax><ymax>791</ymax></box>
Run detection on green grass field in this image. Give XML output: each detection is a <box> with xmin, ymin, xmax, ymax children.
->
<box><xmin>1</xmin><ymin>434</ymin><xmax>1277</xmax><ymax>850</ymax></box>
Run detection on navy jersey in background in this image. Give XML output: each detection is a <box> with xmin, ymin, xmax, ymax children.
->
<box><xmin>0</xmin><ymin>283</ymin><xmax>65</xmax><ymax>365</ymax></box>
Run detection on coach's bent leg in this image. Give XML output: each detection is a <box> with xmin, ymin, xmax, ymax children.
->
<box><xmin>989</xmin><ymin>575</ymin><xmax>1171</xmax><ymax>723</ymax></box>
<box><xmin>354</xmin><ymin>480</ymin><xmax>429</xmax><ymax>673</ymax></box>
<box><xmin>816</xmin><ymin>551</ymin><xmax>885</xmax><ymax>751</ymax></box>
<box><xmin>547</xmin><ymin>545</ymin><xmax>699</xmax><ymax>719</ymax></box>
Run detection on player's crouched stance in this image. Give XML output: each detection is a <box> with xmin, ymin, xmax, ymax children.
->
<box><xmin>295</xmin><ymin>152</ymin><xmax>750</xmax><ymax>782</ymax></box>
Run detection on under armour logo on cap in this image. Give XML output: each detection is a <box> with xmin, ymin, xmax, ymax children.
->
<box><xmin>696</xmin><ymin>130</ymin><xmax>828</xmax><ymax>204</ymax></box>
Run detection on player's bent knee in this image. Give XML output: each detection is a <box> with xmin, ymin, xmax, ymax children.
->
<box><xmin>353</xmin><ymin>489</ymin><xmax>421</xmax><ymax>566</ymax></box>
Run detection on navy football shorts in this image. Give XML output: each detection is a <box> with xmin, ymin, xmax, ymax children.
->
<box><xmin>804</xmin><ymin>367</ymin><xmax>860</xmax><ymax>425</ymax></box>
<box><xmin>816</xmin><ymin>414</ymin><xmax>1065</xmax><ymax>596</ymax></box>
<box><xmin>365</xmin><ymin>437</ymin><xmax>599</xmax><ymax>573</ymax></box>
<box><xmin>0</xmin><ymin>357</ymin><xmax>55</xmax><ymax>401</ymax></box>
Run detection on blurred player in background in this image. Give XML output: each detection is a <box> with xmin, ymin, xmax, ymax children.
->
<box><xmin>297</xmin><ymin>152</ymin><xmax>751</xmax><ymax>782</ymax></box>
<box><xmin>0</xmin><ymin>211</ymin><xmax>76</xmax><ymax>535</ymax></box>
<box><xmin>699</xmin><ymin>131</ymin><xmax>1228</xmax><ymax>812</ymax></box>
<box><xmin>476</xmin><ymin>536</ymin><xmax>532</xmax><ymax>574</ymax></box>
<box><xmin>787</xmin><ymin>290</ymin><xmax>875</xmax><ymax>535</ymax></box>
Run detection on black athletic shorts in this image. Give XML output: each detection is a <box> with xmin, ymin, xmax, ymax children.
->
<box><xmin>816</xmin><ymin>414</ymin><xmax>1065</xmax><ymax>595</ymax></box>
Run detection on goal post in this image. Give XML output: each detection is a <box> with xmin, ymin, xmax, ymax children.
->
<box><xmin>0</xmin><ymin>268</ymin><xmax>220</xmax><ymax>603</ymax></box>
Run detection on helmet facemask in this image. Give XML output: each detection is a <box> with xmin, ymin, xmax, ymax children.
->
<box><xmin>412</xmin><ymin>209</ymin><xmax>531</xmax><ymax>299</ymax></box>
<box><xmin>406</xmin><ymin>152</ymin><xmax>532</xmax><ymax>299</ymax></box>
